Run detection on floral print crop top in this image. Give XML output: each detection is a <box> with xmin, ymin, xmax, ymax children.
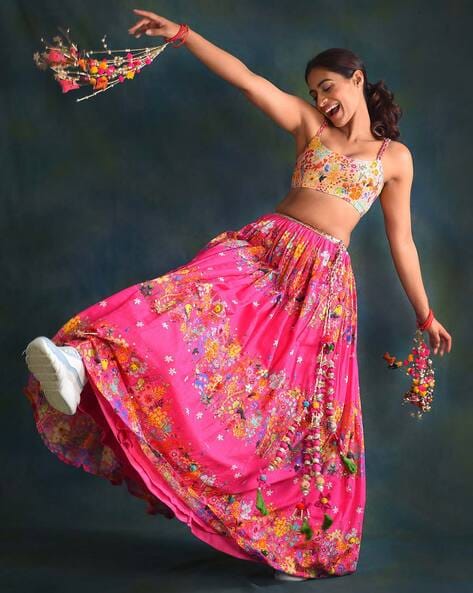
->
<box><xmin>290</xmin><ymin>118</ymin><xmax>391</xmax><ymax>217</ymax></box>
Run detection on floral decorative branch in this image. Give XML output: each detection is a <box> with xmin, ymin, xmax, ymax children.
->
<box><xmin>33</xmin><ymin>27</ymin><xmax>170</xmax><ymax>102</ymax></box>
<box><xmin>383</xmin><ymin>328</ymin><xmax>436</xmax><ymax>419</ymax></box>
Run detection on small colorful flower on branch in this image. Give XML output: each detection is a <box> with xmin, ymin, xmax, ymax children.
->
<box><xmin>383</xmin><ymin>328</ymin><xmax>436</xmax><ymax>418</ymax></box>
<box><xmin>33</xmin><ymin>26</ymin><xmax>171</xmax><ymax>102</ymax></box>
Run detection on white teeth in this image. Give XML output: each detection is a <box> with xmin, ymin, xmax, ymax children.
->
<box><xmin>327</xmin><ymin>103</ymin><xmax>339</xmax><ymax>114</ymax></box>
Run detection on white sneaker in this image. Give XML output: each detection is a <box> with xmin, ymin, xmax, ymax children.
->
<box><xmin>22</xmin><ymin>336</ymin><xmax>87</xmax><ymax>415</ymax></box>
<box><xmin>273</xmin><ymin>569</ymin><xmax>309</xmax><ymax>581</ymax></box>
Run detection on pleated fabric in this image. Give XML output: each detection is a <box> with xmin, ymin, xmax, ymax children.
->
<box><xmin>23</xmin><ymin>211</ymin><xmax>365</xmax><ymax>579</ymax></box>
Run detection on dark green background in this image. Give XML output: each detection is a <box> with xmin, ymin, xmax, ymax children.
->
<box><xmin>2</xmin><ymin>1</ymin><xmax>471</xmax><ymax>591</ymax></box>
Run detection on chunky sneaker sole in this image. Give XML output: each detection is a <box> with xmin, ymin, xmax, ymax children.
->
<box><xmin>273</xmin><ymin>569</ymin><xmax>309</xmax><ymax>581</ymax></box>
<box><xmin>22</xmin><ymin>336</ymin><xmax>87</xmax><ymax>415</ymax></box>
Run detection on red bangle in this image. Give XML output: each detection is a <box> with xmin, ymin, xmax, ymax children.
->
<box><xmin>165</xmin><ymin>23</ymin><xmax>189</xmax><ymax>47</ymax></box>
<box><xmin>416</xmin><ymin>308</ymin><xmax>434</xmax><ymax>331</ymax></box>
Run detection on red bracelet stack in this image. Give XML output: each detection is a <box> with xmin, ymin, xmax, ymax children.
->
<box><xmin>165</xmin><ymin>23</ymin><xmax>190</xmax><ymax>47</ymax></box>
<box><xmin>416</xmin><ymin>308</ymin><xmax>434</xmax><ymax>331</ymax></box>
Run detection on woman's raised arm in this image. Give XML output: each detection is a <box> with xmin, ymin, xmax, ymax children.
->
<box><xmin>129</xmin><ymin>9</ymin><xmax>309</xmax><ymax>134</ymax></box>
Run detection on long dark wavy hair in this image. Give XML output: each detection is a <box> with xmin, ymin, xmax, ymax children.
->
<box><xmin>304</xmin><ymin>48</ymin><xmax>402</xmax><ymax>140</ymax></box>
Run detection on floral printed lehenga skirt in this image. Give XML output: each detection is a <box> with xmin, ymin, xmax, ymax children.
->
<box><xmin>23</xmin><ymin>211</ymin><xmax>365</xmax><ymax>579</ymax></box>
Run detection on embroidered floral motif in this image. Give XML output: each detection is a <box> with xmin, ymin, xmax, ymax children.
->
<box><xmin>22</xmin><ymin>212</ymin><xmax>366</xmax><ymax>580</ymax></box>
<box><xmin>290</xmin><ymin>124</ymin><xmax>389</xmax><ymax>217</ymax></box>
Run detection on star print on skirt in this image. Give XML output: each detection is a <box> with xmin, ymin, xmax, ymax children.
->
<box><xmin>23</xmin><ymin>211</ymin><xmax>366</xmax><ymax>579</ymax></box>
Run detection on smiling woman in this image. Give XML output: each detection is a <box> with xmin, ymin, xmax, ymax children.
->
<box><xmin>305</xmin><ymin>48</ymin><xmax>402</xmax><ymax>138</ymax></box>
<box><xmin>22</xmin><ymin>8</ymin><xmax>452</xmax><ymax>586</ymax></box>
<box><xmin>274</xmin><ymin>48</ymin><xmax>405</xmax><ymax>246</ymax></box>
<box><xmin>325</xmin><ymin>102</ymin><xmax>341</xmax><ymax>117</ymax></box>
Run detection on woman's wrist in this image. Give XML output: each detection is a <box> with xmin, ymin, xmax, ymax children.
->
<box><xmin>165</xmin><ymin>23</ymin><xmax>190</xmax><ymax>46</ymax></box>
<box><xmin>415</xmin><ymin>304</ymin><xmax>430</xmax><ymax>324</ymax></box>
<box><xmin>416</xmin><ymin>307</ymin><xmax>434</xmax><ymax>331</ymax></box>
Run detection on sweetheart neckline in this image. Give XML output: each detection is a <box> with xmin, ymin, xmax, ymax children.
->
<box><xmin>293</xmin><ymin>134</ymin><xmax>385</xmax><ymax>188</ymax></box>
<box><xmin>295</xmin><ymin>133</ymin><xmax>386</xmax><ymax>166</ymax></box>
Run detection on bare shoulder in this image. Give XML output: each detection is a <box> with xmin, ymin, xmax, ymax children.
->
<box><xmin>242</xmin><ymin>74</ymin><xmax>327</xmax><ymax>136</ymax></box>
<box><xmin>298</xmin><ymin>101</ymin><xmax>326</xmax><ymax>135</ymax></box>
<box><xmin>293</xmin><ymin>103</ymin><xmax>326</xmax><ymax>153</ymax></box>
<box><xmin>383</xmin><ymin>139</ymin><xmax>414</xmax><ymax>184</ymax></box>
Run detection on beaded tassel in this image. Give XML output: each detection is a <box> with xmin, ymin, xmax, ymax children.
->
<box><xmin>300</xmin><ymin>245</ymin><xmax>346</xmax><ymax>507</ymax></box>
<box><xmin>255</xmin><ymin>242</ymin><xmax>347</xmax><ymax>532</ymax></box>
<box><xmin>256</xmin><ymin>487</ymin><xmax>269</xmax><ymax>516</ymax></box>
<box><xmin>291</xmin><ymin>503</ymin><xmax>314</xmax><ymax>540</ymax></box>
<box><xmin>340</xmin><ymin>453</ymin><xmax>357</xmax><ymax>474</ymax></box>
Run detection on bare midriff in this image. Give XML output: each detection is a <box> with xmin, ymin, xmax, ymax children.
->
<box><xmin>274</xmin><ymin>186</ymin><xmax>361</xmax><ymax>249</ymax></box>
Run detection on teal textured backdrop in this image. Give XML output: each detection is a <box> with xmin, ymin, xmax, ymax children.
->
<box><xmin>2</xmin><ymin>0</ymin><xmax>471</xmax><ymax>589</ymax></box>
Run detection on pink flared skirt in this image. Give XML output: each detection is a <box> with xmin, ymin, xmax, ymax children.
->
<box><xmin>23</xmin><ymin>211</ymin><xmax>366</xmax><ymax>579</ymax></box>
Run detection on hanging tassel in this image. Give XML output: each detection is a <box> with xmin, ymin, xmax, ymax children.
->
<box><xmin>256</xmin><ymin>488</ymin><xmax>269</xmax><ymax>515</ymax></box>
<box><xmin>300</xmin><ymin>516</ymin><xmax>313</xmax><ymax>540</ymax></box>
<box><xmin>341</xmin><ymin>453</ymin><xmax>357</xmax><ymax>474</ymax></box>
<box><xmin>322</xmin><ymin>513</ymin><xmax>333</xmax><ymax>530</ymax></box>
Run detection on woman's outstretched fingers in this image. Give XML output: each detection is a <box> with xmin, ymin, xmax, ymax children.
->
<box><xmin>439</xmin><ymin>328</ymin><xmax>452</xmax><ymax>355</ymax></box>
<box><xmin>133</xmin><ymin>8</ymin><xmax>156</xmax><ymax>15</ymax></box>
<box><xmin>430</xmin><ymin>323</ymin><xmax>453</xmax><ymax>356</ymax></box>
<box><xmin>441</xmin><ymin>334</ymin><xmax>448</xmax><ymax>356</ymax></box>
<box><xmin>133</xmin><ymin>9</ymin><xmax>160</xmax><ymax>20</ymax></box>
<box><xmin>128</xmin><ymin>18</ymin><xmax>151</xmax><ymax>35</ymax></box>
<box><xmin>431</xmin><ymin>331</ymin><xmax>441</xmax><ymax>355</ymax></box>
<box><xmin>427</xmin><ymin>319</ymin><xmax>452</xmax><ymax>356</ymax></box>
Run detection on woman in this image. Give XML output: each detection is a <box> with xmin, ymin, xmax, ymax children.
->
<box><xmin>22</xmin><ymin>9</ymin><xmax>452</xmax><ymax>582</ymax></box>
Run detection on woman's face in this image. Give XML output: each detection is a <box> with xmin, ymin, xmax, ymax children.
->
<box><xmin>306</xmin><ymin>67</ymin><xmax>364</xmax><ymax>126</ymax></box>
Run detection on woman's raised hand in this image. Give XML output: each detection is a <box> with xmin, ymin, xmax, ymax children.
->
<box><xmin>128</xmin><ymin>8</ymin><xmax>180</xmax><ymax>40</ymax></box>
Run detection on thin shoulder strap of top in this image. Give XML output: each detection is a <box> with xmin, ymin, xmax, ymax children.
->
<box><xmin>316</xmin><ymin>118</ymin><xmax>328</xmax><ymax>137</ymax></box>
<box><xmin>376</xmin><ymin>137</ymin><xmax>391</xmax><ymax>160</ymax></box>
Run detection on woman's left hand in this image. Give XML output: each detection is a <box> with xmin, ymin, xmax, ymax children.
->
<box><xmin>424</xmin><ymin>318</ymin><xmax>452</xmax><ymax>356</ymax></box>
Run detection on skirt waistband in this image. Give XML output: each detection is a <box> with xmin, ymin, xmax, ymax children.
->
<box><xmin>271</xmin><ymin>212</ymin><xmax>347</xmax><ymax>250</ymax></box>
